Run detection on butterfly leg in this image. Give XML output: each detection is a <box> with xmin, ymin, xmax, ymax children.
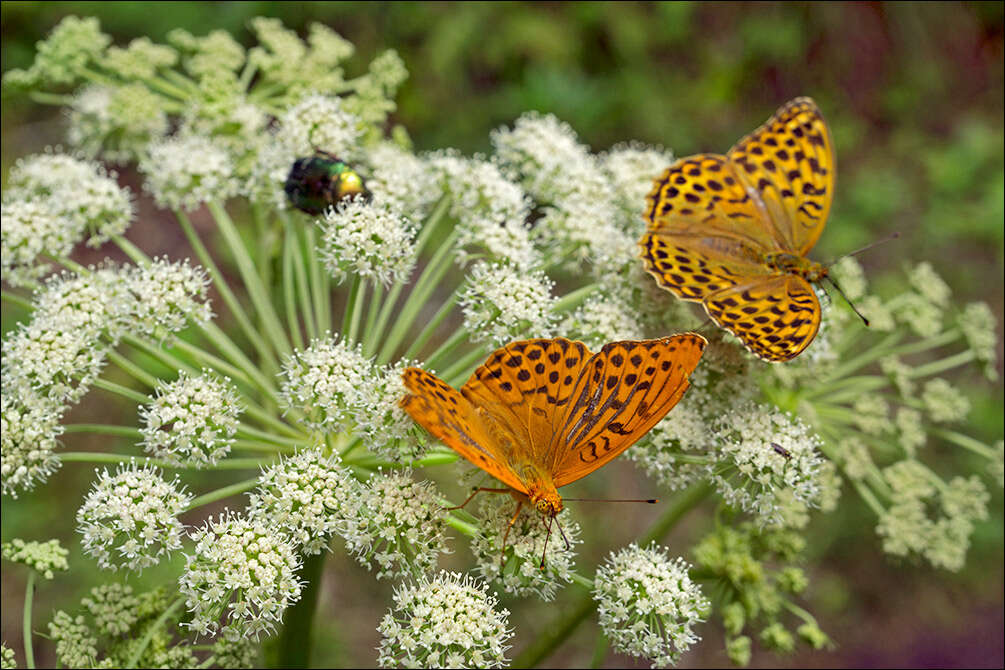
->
<box><xmin>444</xmin><ymin>487</ymin><xmax>510</xmax><ymax>511</ymax></box>
<box><xmin>538</xmin><ymin>515</ymin><xmax>554</xmax><ymax>570</ymax></box>
<box><xmin>499</xmin><ymin>499</ymin><xmax>525</xmax><ymax>572</ymax></box>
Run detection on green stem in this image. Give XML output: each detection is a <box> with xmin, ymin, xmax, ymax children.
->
<box><xmin>175</xmin><ymin>210</ymin><xmax>279</xmax><ymax>372</ymax></box>
<box><xmin>365</xmin><ymin>282</ymin><xmax>384</xmax><ymax>348</ymax></box>
<box><xmin>640</xmin><ymin>480</ymin><xmax>714</xmax><ymax>546</ymax></box>
<box><xmin>443</xmin><ymin>346</ymin><xmax>492</xmax><ymax>385</ymax></box>
<box><xmin>292</xmin><ymin>225</ymin><xmax>319</xmax><ymax>341</ymax></box>
<box><xmin>424</xmin><ymin>327</ymin><xmax>470</xmax><ymax>370</ymax></box>
<box><xmin>106</xmin><ymin>349</ymin><xmax>160</xmax><ymax>388</ymax></box>
<box><xmin>1</xmin><ymin>290</ymin><xmax>33</xmax><ymax>310</ymax></box>
<box><xmin>347</xmin><ymin>279</ymin><xmax>368</xmax><ymax>344</ymax></box>
<box><xmin>378</xmin><ymin>228</ymin><xmax>461</xmax><ymax>364</ymax></box>
<box><xmin>933</xmin><ymin>429</ymin><xmax>997</xmax><ymax>459</ymax></box>
<box><xmin>208</xmin><ymin>201</ymin><xmax>291</xmax><ymax>358</ymax></box>
<box><xmin>341</xmin><ymin>275</ymin><xmax>362</xmax><ymax>342</ymax></box>
<box><xmin>511</xmin><ymin>595</ymin><xmax>596</xmax><ymax>669</ymax></box>
<box><xmin>821</xmin><ymin>331</ymin><xmax>903</xmax><ymax>382</ymax></box>
<box><xmin>907</xmin><ymin>350</ymin><xmax>975</xmax><ymax>378</ymax></box>
<box><xmin>276</xmin><ymin>552</ymin><xmax>326</xmax><ymax>668</ymax></box>
<box><xmin>112</xmin><ymin>235</ymin><xmax>150</xmax><ymax>265</ymax></box>
<box><xmin>24</xmin><ymin>571</ymin><xmax>35</xmax><ymax>670</ymax></box>
<box><xmin>552</xmin><ymin>283</ymin><xmax>599</xmax><ymax>313</ymax></box>
<box><xmin>886</xmin><ymin>328</ymin><xmax>961</xmax><ymax>358</ymax></box>
<box><xmin>124</xmin><ymin>597</ymin><xmax>185</xmax><ymax>667</ymax></box>
<box><xmin>305</xmin><ymin>225</ymin><xmax>329</xmax><ymax>334</ymax></box>
<box><xmin>283</xmin><ymin>220</ymin><xmax>305</xmax><ymax>350</ymax></box>
<box><xmin>401</xmin><ymin>292</ymin><xmax>457</xmax><ymax>361</ymax></box>
<box><xmin>93</xmin><ymin>378</ymin><xmax>149</xmax><ymax>404</ymax></box>
<box><xmin>59</xmin><ymin>452</ymin><xmax>269</xmax><ymax>470</ymax></box>
<box><xmin>187</xmin><ymin>478</ymin><xmax>261</xmax><ymax>509</ymax></box>
<box><xmin>443</xmin><ymin>515</ymin><xmax>480</xmax><ymax>536</ymax></box>
<box><xmin>64</xmin><ymin>424</ymin><xmax>141</xmax><ymax>438</ymax></box>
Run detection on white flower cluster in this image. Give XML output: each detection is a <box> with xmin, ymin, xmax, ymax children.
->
<box><xmin>247</xmin><ymin>447</ymin><xmax>356</xmax><ymax>555</ymax></box>
<box><xmin>319</xmin><ymin>198</ymin><xmax>417</xmax><ymax>286</ymax></box>
<box><xmin>377</xmin><ymin>571</ymin><xmax>512</xmax><ymax>669</ymax></box>
<box><xmin>921</xmin><ymin>378</ymin><xmax>970</xmax><ymax>423</ymax></box>
<box><xmin>364</xmin><ymin>142</ymin><xmax>440</xmax><ymax>216</ymax></box>
<box><xmin>68</xmin><ymin>84</ymin><xmax>169</xmax><ymax>163</ymax></box>
<box><xmin>76</xmin><ymin>463</ymin><xmax>191</xmax><ymax>571</ymax></box>
<box><xmin>1</xmin><ymin>538</ymin><xmax>69</xmax><ymax>579</ymax></box>
<box><xmin>711</xmin><ymin>403</ymin><xmax>825</xmax><ymax>524</ymax></box>
<box><xmin>958</xmin><ymin>302</ymin><xmax>999</xmax><ymax>380</ymax></box>
<box><xmin>1</xmin><ymin>393</ymin><xmax>63</xmax><ymax>496</ymax></box>
<box><xmin>1</xmin><ymin>200</ymin><xmax>78</xmax><ymax>286</ymax></box>
<box><xmin>428</xmin><ymin>153</ymin><xmax>537</xmax><ymax>269</ymax></box>
<box><xmin>354</xmin><ymin>360</ymin><xmax>429</xmax><ymax>461</ymax></box>
<box><xmin>594</xmin><ymin>543</ymin><xmax>709</xmax><ymax>668</ymax></box>
<box><xmin>339</xmin><ymin>471</ymin><xmax>449</xmax><ymax>580</ymax></box>
<box><xmin>279</xmin><ymin>334</ymin><xmax>372</xmax><ymax>433</ymax></box>
<box><xmin>876</xmin><ymin>463</ymin><xmax>990</xmax><ymax>571</ymax></box>
<box><xmin>3</xmin><ymin>152</ymin><xmax>134</xmax><ymax>246</ymax></box>
<box><xmin>139</xmin><ymin>134</ymin><xmax>239</xmax><ymax>210</ymax></box>
<box><xmin>470</xmin><ymin>495</ymin><xmax>579</xmax><ymax>601</ymax></box>
<box><xmin>560</xmin><ymin>293</ymin><xmax>646</xmax><ymax>351</ymax></box>
<box><xmin>139</xmin><ymin>370</ymin><xmax>242</xmax><ymax>467</ymax></box>
<box><xmin>180</xmin><ymin>512</ymin><xmax>302</xmax><ymax>640</ymax></box>
<box><xmin>601</xmin><ymin>142</ymin><xmax>674</xmax><ymax>216</ymax></box>
<box><xmin>122</xmin><ymin>257</ymin><xmax>213</xmax><ymax>333</ymax></box>
<box><xmin>460</xmin><ymin>261</ymin><xmax>557</xmax><ymax>346</ymax></box>
<box><xmin>491</xmin><ymin>112</ymin><xmax>630</xmax><ymax>272</ymax></box>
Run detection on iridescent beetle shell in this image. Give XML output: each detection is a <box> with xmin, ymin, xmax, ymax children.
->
<box><xmin>284</xmin><ymin>150</ymin><xmax>370</xmax><ymax>215</ymax></box>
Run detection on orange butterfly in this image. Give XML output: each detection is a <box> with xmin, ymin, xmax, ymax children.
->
<box><xmin>400</xmin><ymin>334</ymin><xmax>706</xmax><ymax>521</ymax></box>
<box><xmin>639</xmin><ymin>97</ymin><xmax>837</xmax><ymax>362</ymax></box>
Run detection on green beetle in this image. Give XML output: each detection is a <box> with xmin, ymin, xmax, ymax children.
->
<box><xmin>284</xmin><ymin>150</ymin><xmax>370</xmax><ymax>215</ymax></box>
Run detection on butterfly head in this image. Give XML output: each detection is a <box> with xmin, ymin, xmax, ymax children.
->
<box><xmin>532</xmin><ymin>493</ymin><xmax>563</xmax><ymax>517</ymax></box>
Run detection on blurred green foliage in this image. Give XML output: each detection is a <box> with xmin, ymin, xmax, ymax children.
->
<box><xmin>2</xmin><ymin>2</ymin><xmax>1002</xmax><ymax>667</ymax></box>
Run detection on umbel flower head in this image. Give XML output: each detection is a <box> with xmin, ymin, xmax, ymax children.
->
<box><xmin>354</xmin><ymin>359</ymin><xmax>429</xmax><ymax>462</ymax></box>
<box><xmin>180</xmin><ymin>511</ymin><xmax>302</xmax><ymax>640</ymax></box>
<box><xmin>377</xmin><ymin>571</ymin><xmax>513</xmax><ymax>669</ymax></box>
<box><xmin>279</xmin><ymin>334</ymin><xmax>373</xmax><ymax>433</ymax></box>
<box><xmin>247</xmin><ymin>447</ymin><xmax>356</xmax><ymax>555</ymax></box>
<box><xmin>594</xmin><ymin>543</ymin><xmax>710</xmax><ymax>668</ymax></box>
<box><xmin>338</xmin><ymin>471</ymin><xmax>449</xmax><ymax>580</ymax></box>
<box><xmin>139</xmin><ymin>369</ymin><xmax>241</xmax><ymax>467</ymax></box>
<box><xmin>3</xmin><ymin>151</ymin><xmax>134</xmax><ymax>246</ymax></box>
<box><xmin>470</xmin><ymin>494</ymin><xmax>579</xmax><ymax>601</ymax></box>
<box><xmin>139</xmin><ymin>134</ymin><xmax>240</xmax><ymax>211</ymax></box>
<box><xmin>76</xmin><ymin>462</ymin><xmax>191</xmax><ymax>571</ymax></box>
<box><xmin>1</xmin><ymin>538</ymin><xmax>69</xmax><ymax>579</ymax></box>
<box><xmin>0</xmin><ymin>392</ymin><xmax>65</xmax><ymax>497</ymax></box>
<box><xmin>460</xmin><ymin>261</ymin><xmax>557</xmax><ymax>346</ymax></box>
<box><xmin>319</xmin><ymin>198</ymin><xmax>417</xmax><ymax>286</ymax></box>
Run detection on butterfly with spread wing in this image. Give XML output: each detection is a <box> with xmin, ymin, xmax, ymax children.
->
<box><xmin>400</xmin><ymin>334</ymin><xmax>706</xmax><ymax>527</ymax></box>
<box><xmin>640</xmin><ymin>97</ymin><xmax>841</xmax><ymax>362</ymax></box>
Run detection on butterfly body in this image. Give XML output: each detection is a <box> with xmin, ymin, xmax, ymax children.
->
<box><xmin>640</xmin><ymin>97</ymin><xmax>836</xmax><ymax>362</ymax></box>
<box><xmin>401</xmin><ymin>335</ymin><xmax>706</xmax><ymax>517</ymax></box>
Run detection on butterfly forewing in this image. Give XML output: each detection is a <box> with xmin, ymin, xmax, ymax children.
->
<box><xmin>550</xmin><ymin>334</ymin><xmax>706</xmax><ymax>487</ymax></box>
<box><xmin>705</xmin><ymin>275</ymin><xmax>821</xmax><ymax>362</ymax></box>
<box><xmin>462</xmin><ymin>338</ymin><xmax>591</xmax><ymax>469</ymax></box>
<box><xmin>726</xmin><ymin>97</ymin><xmax>835</xmax><ymax>256</ymax></box>
<box><xmin>401</xmin><ymin>367</ymin><xmax>527</xmax><ymax>493</ymax></box>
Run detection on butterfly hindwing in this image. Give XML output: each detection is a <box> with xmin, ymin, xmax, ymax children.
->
<box><xmin>727</xmin><ymin>97</ymin><xmax>835</xmax><ymax>256</ymax></box>
<box><xmin>550</xmin><ymin>334</ymin><xmax>707</xmax><ymax>487</ymax></box>
<box><xmin>704</xmin><ymin>275</ymin><xmax>821</xmax><ymax>362</ymax></box>
<box><xmin>401</xmin><ymin>367</ymin><xmax>527</xmax><ymax>493</ymax></box>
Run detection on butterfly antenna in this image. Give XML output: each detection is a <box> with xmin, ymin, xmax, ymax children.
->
<box><xmin>564</xmin><ymin>498</ymin><xmax>659</xmax><ymax>504</ymax></box>
<box><xmin>826</xmin><ymin>231</ymin><xmax>901</xmax><ymax>266</ymax></box>
<box><xmin>824</xmin><ymin>276</ymin><xmax>869</xmax><ymax>327</ymax></box>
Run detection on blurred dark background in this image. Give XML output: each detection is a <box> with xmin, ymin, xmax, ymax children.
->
<box><xmin>2</xmin><ymin>2</ymin><xmax>1003</xmax><ymax>668</ymax></box>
